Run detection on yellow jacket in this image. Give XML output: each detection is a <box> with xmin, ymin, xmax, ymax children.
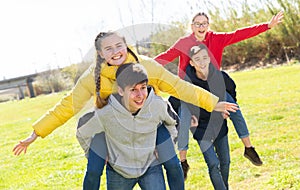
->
<box><xmin>33</xmin><ymin>50</ymin><xmax>219</xmax><ymax>138</ymax></box>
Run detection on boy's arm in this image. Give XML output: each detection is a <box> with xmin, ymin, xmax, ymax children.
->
<box><xmin>221</xmin><ymin>71</ymin><xmax>237</xmax><ymax>102</ymax></box>
<box><xmin>76</xmin><ymin>111</ymin><xmax>104</xmax><ymax>156</ymax></box>
<box><xmin>162</xmin><ymin>101</ymin><xmax>178</xmax><ymax>142</ymax></box>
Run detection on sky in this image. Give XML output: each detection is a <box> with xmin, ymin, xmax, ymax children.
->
<box><xmin>0</xmin><ymin>0</ymin><xmax>260</xmax><ymax>80</ymax></box>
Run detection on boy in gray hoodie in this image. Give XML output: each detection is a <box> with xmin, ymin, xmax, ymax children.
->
<box><xmin>77</xmin><ymin>63</ymin><xmax>179</xmax><ymax>190</ymax></box>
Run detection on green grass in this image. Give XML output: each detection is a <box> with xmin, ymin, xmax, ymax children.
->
<box><xmin>1</xmin><ymin>64</ymin><xmax>300</xmax><ymax>190</ymax></box>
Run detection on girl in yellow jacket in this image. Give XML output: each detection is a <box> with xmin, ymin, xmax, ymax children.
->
<box><xmin>13</xmin><ymin>31</ymin><xmax>238</xmax><ymax>189</ymax></box>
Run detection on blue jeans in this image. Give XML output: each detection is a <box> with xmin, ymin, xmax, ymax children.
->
<box><xmin>178</xmin><ymin>102</ymin><xmax>191</xmax><ymax>151</ymax></box>
<box><xmin>83</xmin><ymin>133</ymin><xmax>107</xmax><ymax>190</ymax></box>
<box><xmin>83</xmin><ymin>125</ymin><xmax>184</xmax><ymax>190</ymax></box>
<box><xmin>225</xmin><ymin>92</ymin><xmax>249</xmax><ymax>138</ymax></box>
<box><xmin>106</xmin><ymin>163</ymin><xmax>166</xmax><ymax>190</ymax></box>
<box><xmin>156</xmin><ymin>125</ymin><xmax>184</xmax><ymax>190</ymax></box>
<box><xmin>177</xmin><ymin>92</ymin><xmax>250</xmax><ymax>151</ymax></box>
<box><xmin>198</xmin><ymin>135</ymin><xmax>230</xmax><ymax>190</ymax></box>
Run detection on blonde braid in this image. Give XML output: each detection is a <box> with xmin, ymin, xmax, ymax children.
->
<box><xmin>127</xmin><ymin>47</ymin><xmax>139</xmax><ymax>63</ymax></box>
<box><xmin>94</xmin><ymin>32</ymin><xmax>113</xmax><ymax>108</ymax></box>
<box><xmin>94</xmin><ymin>53</ymin><xmax>107</xmax><ymax>108</ymax></box>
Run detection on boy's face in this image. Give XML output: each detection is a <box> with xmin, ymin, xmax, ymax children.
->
<box><xmin>190</xmin><ymin>49</ymin><xmax>210</xmax><ymax>77</ymax></box>
<box><xmin>118</xmin><ymin>82</ymin><xmax>148</xmax><ymax>113</ymax></box>
<box><xmin>99</xmin><ymin>34</ymin><xmax>128</xmax><ymax>66</ymax></box>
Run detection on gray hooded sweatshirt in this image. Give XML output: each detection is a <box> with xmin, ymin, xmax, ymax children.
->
<box><xmin>76</xmin><ymin>89</ymin><xmax>177</xmax><ymax>178</ymax></box>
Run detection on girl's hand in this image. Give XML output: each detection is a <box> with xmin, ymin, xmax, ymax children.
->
<box><xmin>13</xmin><ymin>131</ymin><xmax>38</xmax><ymax>156</ymax></box>
<box><xmin>213</xmin><ymin>101</ymin><xmax>239</xmax><ymax>115</ymax></box>
<box><xmin>268</xmin><ymin>11</ymin><xmax>284</xmax><ymax>29</ymax></box>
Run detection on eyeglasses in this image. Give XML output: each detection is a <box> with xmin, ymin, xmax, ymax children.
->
<box><xmin>192</xmin><ymin>22</ymin><xmax>209</xmax><ymax>28</ymax></box>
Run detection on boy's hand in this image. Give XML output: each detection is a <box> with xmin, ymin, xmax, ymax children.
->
<box><xmin>13</xmin><ymin>131</ymin><xmax>38</xmax><ymax>156</ymax></box>
<box><xmin>222</xmin><ymin>112</ymin><xmax>230</xmax><ymax>119</ymax></box>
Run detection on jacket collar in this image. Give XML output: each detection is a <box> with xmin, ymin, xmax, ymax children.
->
<box><xmin>100</xmin><ymin>50</ymin><xmax>139</xmax><ymax>80</ymax></box>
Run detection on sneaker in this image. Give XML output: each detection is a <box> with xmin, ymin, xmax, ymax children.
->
<box><xmin>244</xmin><ymin>147</ymin><xmax>263</xmax><ymax>166</ymax></box>
<box><xmin>181</xmin><ymin>159</ymin><xmax>190</xmax><ymax>180</ymax></box>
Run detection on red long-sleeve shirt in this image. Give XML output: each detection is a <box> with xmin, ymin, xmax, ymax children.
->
<box><xmin>154</xmin><ymin>23</ymin><xmax>270</xmax><ymax>78</ymax></box>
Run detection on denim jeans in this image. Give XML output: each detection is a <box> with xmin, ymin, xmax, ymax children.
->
<box><xmin>198</xmin><ymin>135</ymin><xmax>230</xmax><ymax>190</ymax></box>
<box><xmin>177</xmin><ymin>92</ymin><xmax>250</xmax><ymax>152</ymax></box>
<box><xmin>83</xmin><ymin>132</ymin><xmax>107</xmax><ymax>190</ymax></box>
<box><xmin>156</xmin><ymin>125</ymin><xmax>184</xmax><ymax>190</ymax></box>
<box><xmin>225</xmin><ymin>92</ymin><xmax>249</xmax><ymax>138</ymax></box>
<box><xmin>83</xmin><ymin>125</ymin><xmax>184</xmax><ymax>190</ymax></box>
<box><xmin>177</xmin><ymin>102</ymin><xmax>192</xmax><ymax>151</ymax></box>
<box><xmin>106</xmin><ymin>163</ymin><xmax>166</xmax><ymax>190</ymax></box>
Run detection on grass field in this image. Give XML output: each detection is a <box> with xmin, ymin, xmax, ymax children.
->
<box><xmin>0</xmin><ymin>64</ymin><xmax>299</xmax><ymax>190</ymax></box>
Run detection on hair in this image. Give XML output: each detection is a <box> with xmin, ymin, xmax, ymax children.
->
<box><xmin>189</xmin><ymin>43</ymin><xmax>209</xmax><ymax>58</ymax></box>
<box><xmin>93</xmin><ymin>31</ymin><xmax>140</xmax><ymax>108</ymax></box>
<box><xmin>116</xmin><ymin>63</ymin><xmax>148</xmax><ymax>90</ymax></box>
<box><xmin>192</xmin><ymin>12</ymin><xmax>209</xmax><ymax>23</ymax></box>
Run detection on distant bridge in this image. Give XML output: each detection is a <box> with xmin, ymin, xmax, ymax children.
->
<box><xmin>0</xmin><ymin>73</ymin><xmax>37</xmax><ymax>99</ymax></box>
